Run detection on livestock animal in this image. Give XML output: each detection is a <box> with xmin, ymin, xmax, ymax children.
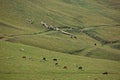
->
<box><xmin>41</xmin><ymin>22</ymin><xmax>77</xmax><ymax>39</ymax></box>
<box><xmin>55</xmin><ymin>27</ymin><xmax>60</xmax><ymax>31</ymax></box>
<box><xmin>55</xmin><ymin>62</ymin><xmax>58</xmax><ymax>65</ymax></box>
<box><xmin>42</xmin><ymin>57</ymin><xmax>47</xmax><ymax>61</ymax></box>
<box><xmin>94</xmin><ymin>43</ymin><xmax>97</xmax><ymax>46</ymax></box>
<box><xmin>71</xmin><ymin>35</ymin><xmax>77</xmax><ymax>39</ymax></box>
<box><xmin>63</xmin><ymin>66</ymin><xmax>67</xmax><ymax>69</ymax></box>
<box><xmin>74</xmin><ymin>36</ymin><xmax>77</xmax><ymax>39</ymax></box>
<box><xmin>102</xmin><ymin>72</ymin><xmax>108</xmax><ymax>75</ymax></box>
<box><xmin>53</xmin><ymin>58</ymin><xmax>57</xmax><ymax>61</ymax></box>
<box><xmin>48</xmin><ymin>25</ymin><xmax>55</xmax><ymax>30</ymax></box>
<box><xmin>41</xmin><ymin>21</ymin><xmax>49</xmax><ymax>28</ymax></box>
<box><xmin>22</xmin><ymin>56</ymin><xmax>26</xmax><ymax>60</ymax></box>
<box><xmin>78</xmin><ymin>66</ymin><xmax>83</xmax><ymax>70</ymax></box>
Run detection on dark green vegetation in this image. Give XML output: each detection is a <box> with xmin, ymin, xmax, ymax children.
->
<box><xmin>0</xmin><ymin>0</ymin><xmax>120</xmax><ymax>80</ymax></box>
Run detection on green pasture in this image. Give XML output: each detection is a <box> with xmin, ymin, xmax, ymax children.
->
<box><xmin>0</xmin><ymin>41</ymin><xmax>120</xmax><ymax>80</ymax></box>
<box><xmin>0</xmin><ymin>0</ymin><xmax>120</xmax><ymax>80</ymax></box>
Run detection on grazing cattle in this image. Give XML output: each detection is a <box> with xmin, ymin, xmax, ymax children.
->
<box><xmin>94</xmin><ymin>43</ymin><xmax>97</xmax><ymax>46</ymax></box>
<box><xmin>78</xmin><ymin>66</ymin><xmax>83</xmax><ymax>70</ymax></box>
<box><xmin>55</xmin><ymin>27</ymin><xmax>60</xmax><ymax>31</ymax></box>
<box><xmin>74</xmin><ymin>36</ymin><xmax>77</xmax><ymax>39</ymax></box>
<box><xmin>71</xmin><ymin>36</ymin><xmax>77</xmax><ymax>39</ymax></box>
<box><xmin>53</xmin><ymin>58</ymin><xmax>57</xmax><ymax>61</ymax></box>
<box><xmin>41</xmin><ymin>21</ymin><xmax>49</xmax><ymax>28</ymax></box>
<box><xmin>22</xmin><ymin>56</ymin><xmax>26</xmax><ymax>60</ymax></box>
<box><xmin>55</xmin><ymin>62</ymin><xmax>58</xmax><ymax>65</ymax></box>
<box><xmin>63</xmin><ymin>66</ymin><xmax>67</xmax><ymax>69</ymax></box>
<box><xmin>42</xmin><ymin>57</ymin><xmax>47</xmax><ymax>61</ymax></box>
<box><xmin>102</xmin><ymin>72</ymin><xmax>108</xmax><ymax>75</ymax></box>
<box><xmin>48</xmin><ymin>25</ymin><xmax>55</xmax><ymax>30</ymax></box>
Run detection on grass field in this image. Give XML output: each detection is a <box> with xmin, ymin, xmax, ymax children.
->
<box><xmin>0</xmin><ymin>0</ymin><xmax>120</xmax><ymax>80</ymax></box>
<box><xmin>0</xmin><ymin>41</ymin><xmax>120</xmax><ymax>80</ymax></box>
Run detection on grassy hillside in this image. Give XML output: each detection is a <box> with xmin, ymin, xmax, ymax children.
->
<box><xmin>0</xmin><ymin>41</ymin><xmax>120</xmax><ymax>80</ymax></box>
<box><xmin>0</xmin><ymin>0</ymin><xmax>120</xmax><ymax>80</ymax></box>
<box><xmin>0</xmin><ymin>0</ymin><xmax>120</xmax><ymax>61</ymax></box>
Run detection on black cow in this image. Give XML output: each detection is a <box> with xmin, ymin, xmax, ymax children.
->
<box><xmin>78</xmin><ymin>66</ymin><xmax>83</xmax><ymax>70</ymax></box>
<box><xmin>55</xmin><ymin>62</ymin><xmax>58</xmax><ymax>65</ymax></box>
<box><xmin>42</xmin><ymin>57</ymin><xmax>47</xmax><ymax>61</ymax></box>
<box><xmin>102</xmin><ymin>72</ymin><xmax>108</xmax><ymax>75</ymax></box>
<box><xmin>94</xmin><ymin>43</ymin><xmax>97</xmax><ymax>46</ymax></box>
<box><xmin>22</xmin><ymin>56</ymin><xmax>26</xmax><ymax>60</ymax></box>
<box><xmin>53</xmin><ymin>58</ymin><xmax>57</xmax><ymax>61</ymax></box>
<box><xmin>74</xmin><ymin>36</ymin><xmax>77</xmax><ymax>39</ymax></box>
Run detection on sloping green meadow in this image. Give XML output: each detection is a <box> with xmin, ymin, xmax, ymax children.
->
<box><xmin>0</xmin><ymin>41</ymin><xmax>120</xmax><ymax>80</ymax></box>
<box><xmin>0</xmin><ymin>0</ymin><xmax>120</xmax><ymax>80</ymax></box>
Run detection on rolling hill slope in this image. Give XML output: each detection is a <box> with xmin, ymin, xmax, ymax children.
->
<box><xmin>0</xmin><ymin>41</ymin><xmax>120</xmax><ymax>80</ymax></box>
<box><xmin>0</xmin><ymin>0</ymin><xmax>120</xmax><ymax>60</ymax></box>
<box><xmin>0</xmin><ymin>0</ymin><xmax>120</xmax><ymax>80</ymax></box>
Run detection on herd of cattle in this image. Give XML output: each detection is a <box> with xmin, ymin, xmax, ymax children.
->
<box><xmin>41</xmin><ymin>21</ymin><xmax>77</xmax><ymax>39</ymax></box>
<box><xmin>20</xmin><ymin>48</ymin><xmax>108</xmax><ymax>75</ymax></box>
<box><xmin>22</xmin><ymin>55</ymin><xmax>83</xmax><ymax>70</ymax></box>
